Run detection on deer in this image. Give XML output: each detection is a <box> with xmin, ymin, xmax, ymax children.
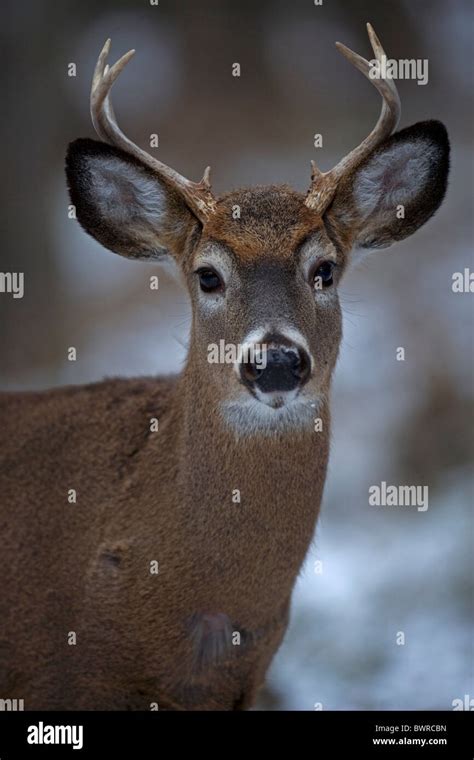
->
<box><xmin>0</xmin><ymin>24</ymin><xmax>449</xmax><ymax>710</ymax></box>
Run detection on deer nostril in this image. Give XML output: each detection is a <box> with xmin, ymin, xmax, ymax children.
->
<box><xmin>241</xmin><ymin>361</ymin><xmax>263</xmax><ymax>383</ymax></box>
<box><xmin>240</xmin><ymin>344</ymin><xmax>311</xmax><ymax>394</ymax></box>
<box><xmin>283</xmin><ymin>347</ymin><xmax>302</xmax><ymax>375</ymax></box>
<box><xmin>285</xmin><ymin>347</ymin><xmax>311</xmax><ymax>384</ymax></box>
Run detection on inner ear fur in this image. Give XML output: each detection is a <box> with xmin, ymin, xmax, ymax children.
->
<box><xmin>66</xmin><ymin>138</ymin><xmax>196</xmax><ymax>261</ymax></box>
<box><xmin>325</xmin><ymin>120</ymin><xmax>450</xmax><ymax>251</ymax></box>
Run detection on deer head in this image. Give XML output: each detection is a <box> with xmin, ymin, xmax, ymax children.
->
<box><xmin>66</xmin><ymin>24</ymin><xmax>449</xmax><ymax>436</ymax></box>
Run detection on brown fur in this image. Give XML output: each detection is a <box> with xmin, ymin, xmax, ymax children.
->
<box><xmin>205</xmin><ymin>187</ymin><xmax>322</xmax><ymax>263</ymax></box>
<box><xmin>0</xmin><ymin>375</ymin><xmax>328</xmax><ymax>710</ymax></box>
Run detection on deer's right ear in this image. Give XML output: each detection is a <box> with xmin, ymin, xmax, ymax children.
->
<box><xmin>65</xmin><ymin>138</ymin><xmax>195</xmax><ymax>260</ymax></box>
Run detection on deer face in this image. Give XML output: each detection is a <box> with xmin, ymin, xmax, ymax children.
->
<box><xmin>66</xmin><ymin>27</ymin><xmax>449</xmax><ymax>435</ymax></box>
<box><xmin>184</xmin><ymin>188</ymin><xmax>343</xmax><ymax>430</ymax></box>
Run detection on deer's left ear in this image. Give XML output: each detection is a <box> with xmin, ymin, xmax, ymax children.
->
<box><xmin>326</xmin><ymin>120</ymin><xmax>450</xmax><ymax>251</ymax></box>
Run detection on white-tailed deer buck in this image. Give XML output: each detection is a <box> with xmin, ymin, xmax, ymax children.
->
<box><xmin>0</xmin><ymin>24</ymin><xmax>449</xmax><ymax>710</ymax></box>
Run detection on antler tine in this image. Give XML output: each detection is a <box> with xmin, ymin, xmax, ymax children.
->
<box><xmin>90</xmin><ymin>38</ymin><xmax>111</xmax><ymax>124</ymax></box>
<box><xmin>90</xmin><ymin>40</ymin><xmax>216</xmax><ymax>222</ymax></box>
<box><xmin>305</xmin><ymin>23</ymin><xmax>401</xmax><ymax>214</ymax></box>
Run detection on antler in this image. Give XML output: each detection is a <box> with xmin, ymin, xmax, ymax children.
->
<box><xmin>90</xmin><ymin>39</ymin><xmax>216</xmax><ymax>222</ymax></box>
<box><xmin>305</xmin><ymin>23</ymin><xmax>401</xmax><ymax>214</ymax></box>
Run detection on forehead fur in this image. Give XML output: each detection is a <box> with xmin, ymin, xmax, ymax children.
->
<box><xmin>202</xmin><ymin>185</ymin><xmax>322</xmax><ymax>262</ymax></box>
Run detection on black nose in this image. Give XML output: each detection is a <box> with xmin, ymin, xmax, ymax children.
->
<box><xmin>240</xmin><ymin>344</ymin><xmax>311</xmax><ymax>393</ymax></box>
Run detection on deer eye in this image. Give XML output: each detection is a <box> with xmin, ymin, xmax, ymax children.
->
<box><xmin>311</xmin><ymin>261</ymin><xmax>335</xmax><ymax>288</ymax></box>
<box><xmin>196</xmin><ymin>268</ymin><xmax>223</xmax><ymax>293</ymax></box>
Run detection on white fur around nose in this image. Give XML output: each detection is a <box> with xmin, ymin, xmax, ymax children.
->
<box><xmin>221</xmin><ymin>394</ymin><xmax>322</xmax><ymax>437</ymax></box>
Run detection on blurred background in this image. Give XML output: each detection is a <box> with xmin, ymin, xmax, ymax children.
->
<box><xmin>1</xmin><ymin>0</ymin><xmax>472</xmax><ymax>709</ymax></box>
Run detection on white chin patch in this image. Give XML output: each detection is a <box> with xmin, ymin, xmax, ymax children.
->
<box><xmin>220</xmin><ymin>393</ymin><xmax>322</xmax><ymax>437</ymax></box>
<box><xmin>253</xmin><ymin>387</ymin><xmax>299</xmax><ymax>409</ymax></box>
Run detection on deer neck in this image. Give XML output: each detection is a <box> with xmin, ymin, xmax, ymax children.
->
<box><xmin>172</xmin><ymin>356</ymin><xmax>331</xmax><ymax>619</ymax></box>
